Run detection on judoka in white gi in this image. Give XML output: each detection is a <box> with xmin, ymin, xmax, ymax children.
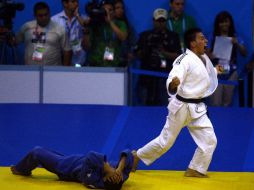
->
<box><xmin>132</xmin><ymin>28</ymin><xmax>223</xmax><ymax>177</ymax></box>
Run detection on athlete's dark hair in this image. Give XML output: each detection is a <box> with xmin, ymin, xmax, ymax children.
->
<box><xmin>104</xmin><ymin>180</ymin><xmax>123</xmax><ymax>190</ymax></box>
<box><xmin>184</xmin><ymin>27</ymin><xmax>202</xmax><ymax>49</ymax></box>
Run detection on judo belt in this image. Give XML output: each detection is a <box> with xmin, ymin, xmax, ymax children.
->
<box><xmin>176</xmin><ymin>94</ymin><xmax>206</xmax><ymax>103</ymax></box>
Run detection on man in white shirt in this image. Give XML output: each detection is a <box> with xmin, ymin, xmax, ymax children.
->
<box><xmin>132</xmin><ymin>28</ymin><xmax>223</xmax><ymax>177</ymax></box>
<box><xmin>15</xmin><ymin>2</ymin><xmax>71</xmax><ymax>66</ymax></box>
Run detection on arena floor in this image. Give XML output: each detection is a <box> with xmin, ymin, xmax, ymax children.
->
<box><xmin>1</xmin><ymin>167</ymin><xmax>253</xmax><ymax>190</ymax></box>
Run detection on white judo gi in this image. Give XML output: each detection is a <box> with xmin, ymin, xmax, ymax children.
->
<box><xmin>137</xmin><ymin>49</ymin><xmax>218</xmax><ymax>174</ymax></box>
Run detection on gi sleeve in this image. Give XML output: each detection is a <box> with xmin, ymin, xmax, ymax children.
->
<box><xmin>119</xmin><ymin>149</ymin><xmax>133</xmax><ymax>181</ymax></box>
<box><xmin>166</xmin><ymin>53</ymin><xmax>189</xmax><ymax>95</ymax></box>
<box><xmin>81</xmin><ymin>151</ymin><xmax>106</xmax><ymax>189</ymax></box>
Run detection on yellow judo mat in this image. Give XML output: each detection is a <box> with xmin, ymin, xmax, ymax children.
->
<box><xmin>1</xmin><ymin>167</ymin><xmax>253</xmax><ymax>190</ymax></box>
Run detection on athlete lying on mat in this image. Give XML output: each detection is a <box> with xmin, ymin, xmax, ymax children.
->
<box><xmin>11</xmin><ymin>146</ymin><xmax>135</xmax><ymax>190</ymax></box>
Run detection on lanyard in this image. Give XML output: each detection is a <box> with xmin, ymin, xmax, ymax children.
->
<box><xmin>64</xmin><ymin>17</ymin><xmax>78</xmax><ymax>40</ymax></box>
<box><xmin>103</xmin><ymin>27</ymin><xmax>116</xmax><ymax>43</ymax></box>
<box><xmin>168</xmin><ymin>16</ymin><xmax>186</xmax><ymax>36</ymax></box>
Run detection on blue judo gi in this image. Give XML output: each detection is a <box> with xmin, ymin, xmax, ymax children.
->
<box><xmin>13</xmin><ymin>146</ymin><xmax>134</xmax><ymax>189</ymax></box>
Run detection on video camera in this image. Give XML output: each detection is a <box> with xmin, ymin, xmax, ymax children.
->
<box><xmin>0</xmin><ymin>0</ymin><xmax>24</xmax><ymax>29</ymax></box>
<box><xmin>84</xmin><ymin>0</ymin><xmax>110</xmax><ymax>24</ymax></box>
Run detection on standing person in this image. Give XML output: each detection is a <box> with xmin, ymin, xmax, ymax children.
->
<box><xmin>86</xmin><ymin>0</ymin><xmax>128</xmax><ymax>67</ymax></box>
<box><xmin>52</xmin><ymin>0</ymin><xmax>89</xmax><ymax>67</ymax></box>
<box><xmin>11</xmin><ymin>146</ymin><xmax>134</xmax><ymax>190</ymax></box>
<box><xmin>167</xmin><ymin>0</ymin><xmax>196</xmax><ymax>52</ymax></box>
<box><xmin>207</xmin><ymin>11</ymin><xmax>247</xmax><ymax>107</ymax></box>
<box><xmin>15</xmin><ymin>2</ymin><xmax>71</xmax><ymax>66</ymax></box>
<box><xmin>113</xmin><ymin>0</ymin><xmax>136</xmax><ymax>67</ymax></box>
<box><xmin>132</xmin><ymin>28</ymin><xmax>223</xmax><ymax>177</ymax></box>
<box><xmin>134</xmin><ymin>8</ymin><xmax>181</xmax><ymax>106</ymax></box>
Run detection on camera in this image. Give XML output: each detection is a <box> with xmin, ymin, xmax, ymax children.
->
<box><xmin>85</xmin><ymin>0</ymin><xmax>107</xmax><ymax>24</ymax></box>
<box><xmin>0</xmin><ymin>0</ymin><xmax>24</xmax><ymax>29</ymax></box>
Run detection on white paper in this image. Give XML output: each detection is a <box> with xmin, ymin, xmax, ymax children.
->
<box><xmin>212</xmin><ymin>36</ymin><xmax>233</xmax><ymax>61</ymax></box>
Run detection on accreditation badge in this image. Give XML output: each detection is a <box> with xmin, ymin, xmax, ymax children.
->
<box><xmin>71</xmin><ymin>39</ymin><xmax>82</xmax><ymax>54</ymax></box>
<box><xmin>103</xmin><ymin>46</ymin><xmax>114</xmax><ymax>61</ymax></box>
<box><xmin>218</xmin><ymin>59</ymin><xmax>230</xmax><ymax>74</ymax></box>
<box><xmin>160</xmin><ymin>59</ymin><xmax>167</xmax><ymax>68</ymax></box>
<box><xmin>32</xmin><ymin>44</ymin><xmax>46</xmax><ymax>61</ymax></box>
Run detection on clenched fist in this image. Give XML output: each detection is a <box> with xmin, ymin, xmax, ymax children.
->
<box><xmin>168</xmin><ymin>76</ymin><xmax>180</xmax><ymax>94</ymax></box>
<box><xmin>215</xmin><ymin>64</ymin><xmax>224</xmax><ymax>74</ymax></box>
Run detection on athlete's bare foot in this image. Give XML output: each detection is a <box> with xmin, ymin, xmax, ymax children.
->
<box><xmin>131</xmin><ymin>150</ymin><xmax>139</xmax><ymax>172</ymax></box>
<box><xmin>184</xmin><ymin>168</ymin><xmax>208</xmax><ymax>178</ymax></box>
<box><xmin>11</xmin><ymin>166</ymin><xmax>31</xmax><ymax>176</ymax></box>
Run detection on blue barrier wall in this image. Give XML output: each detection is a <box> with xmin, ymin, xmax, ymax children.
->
<box><xmin>0</xmin><ymin>104</ymin><xmax>254</xmax><ymax>172</ymax></box>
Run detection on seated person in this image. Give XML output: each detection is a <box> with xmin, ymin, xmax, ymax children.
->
<box><xmin>11</xmin><ymin>146</ymin><xmax>135</xmax><ymax>190</ymax></box>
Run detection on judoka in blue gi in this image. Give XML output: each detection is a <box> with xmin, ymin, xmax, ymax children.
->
<box><xmin>11</xmin><ymin>146</ymin><xmax>134</xmax><ymax>190</ymax></box>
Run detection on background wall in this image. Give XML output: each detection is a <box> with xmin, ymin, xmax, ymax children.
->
<box><xmin>0</xmin><ymin>65</ymin><xmax>129</xmax><ymax>105</ymax></box>
<box><xmin>0</xmin><ymin>104</ymin><xmax>254</xmax><ymax>171</ymax></box>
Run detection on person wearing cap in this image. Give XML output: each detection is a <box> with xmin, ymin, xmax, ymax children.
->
<box><xmin>11</xmin><ymin>146</ymin><xmax>135</xmax><ymax>190</ymax></box>
<box><xmin>134</xmin><ymin>8</ymin><xmax>181</xmax><ymax>106</ymax></box>
<box><xmin>167</xmin><ymin>0</ymin><xmax>197</xmax><ymax>52</ymax></box>
<box><xmin>132</xmin><ymin>28</ymin><xmax>224</xmax><ymax>177</ymax></box>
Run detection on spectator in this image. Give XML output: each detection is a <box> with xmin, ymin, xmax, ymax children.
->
<box><xmin>11</xmin><ymin>146</ymin><xmax>135</xmax><ymax>190</ymax></box>
<box><xmin>52</xmin><ymin>0</ymin><xmax>88</xmax><ymax>67</ymax></box>
<box><xmin>15</xmin><ymin>2</ymin><xmax>71</xmax><ymax>66</ymax></box>
<box><xmin>207</xmin><ymin>11</ymin><xmax>247</xmax><ymax>107</ymax></box>
<box><xmin>134</xmin><ymin>8</ymin><xmax>181</xmax><ymax>106</ymax></box>
<box><xmin>167</xmin><ymin>0</ymin><xmax>196</xmax><ymax>52</ymax></box>
<box><xmin>113</xmin><ymin>0</ymin><xmax>136</xmax><ymax>67</ymax></box>
<box><xmin>86</xmin><ymin>0</ymin><xmax>128</xmax><ymax>67</ymax></box>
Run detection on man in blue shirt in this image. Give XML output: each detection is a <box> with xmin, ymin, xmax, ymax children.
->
<box><xmin>52</xmin><ymin>0</ymin><xmax>88</xmax><ymax>66</ymax></box>
<box><xmin>11</xmin><ymin>146</ymin><xmax>134</xmax><ymax>190</ymax></box>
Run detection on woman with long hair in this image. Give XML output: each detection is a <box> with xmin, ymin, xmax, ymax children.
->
<box><xmin>208</xmin><ymin>11</ymin><xmax>247</xmax><ymax>107</ymax></box>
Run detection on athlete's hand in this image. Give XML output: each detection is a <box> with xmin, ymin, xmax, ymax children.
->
<box><xmin>216</xmin><ymin>64</ymin><xmax>224</xmax><ymax>74</ymax></box>
<box><xmin>168</xmin><ymin>77</ymin><xmax>180</xmax><ymax>94</ymax></box>
<box><xmin>105</xmin><ymin>170</ymin><xmax>122</xmax><ymax>184</ymax></box>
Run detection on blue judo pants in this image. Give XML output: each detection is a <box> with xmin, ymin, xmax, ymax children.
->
<box><xmin>14</xmin><ymin>146</ymin><xmax>65</xmax><ymax>175</ymax></box>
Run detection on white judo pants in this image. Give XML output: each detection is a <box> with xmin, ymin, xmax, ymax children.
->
<box><xmin>137</xmin><ymin>103</ymin><xmax>217</xmax><ymax>174</ymax></box>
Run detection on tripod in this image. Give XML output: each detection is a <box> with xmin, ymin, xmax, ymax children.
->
<box><xmin>0</xmin><ymin>31</ymin><xmax>18</xmax><ymax>65</ymax></box>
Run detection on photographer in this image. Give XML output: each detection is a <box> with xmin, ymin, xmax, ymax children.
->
<box><xmin>0</xmin><ymin>26</ymin><xmax>14</xmax><ymax>65</ymax></box>
<box><xmin>134</xmin><ymin>8</ymin><xmax>181</xmax><ymax>106</ymax></box>
<box><xmin>85</xmin><ymin>0</ymin><xmax>128</xmax><ymax>67</ymax></box>
<box><xmin>0</xmin><ymin>0</ymin><xmax>24</xmax><ymax>65</ymax></box>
